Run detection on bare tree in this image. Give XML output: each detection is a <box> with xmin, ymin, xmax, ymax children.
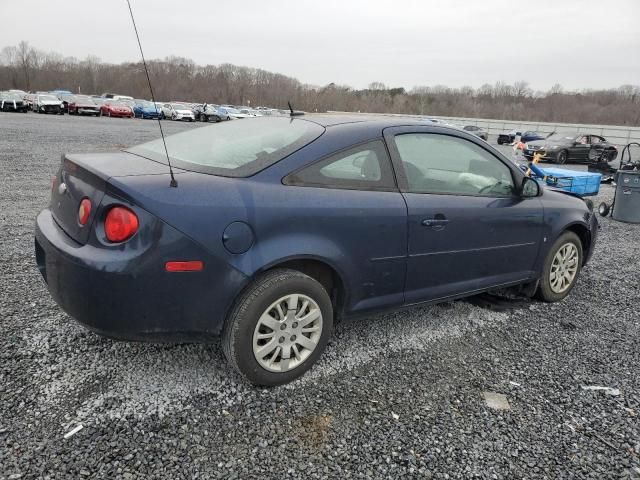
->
<box><xmin>1</xmin><ymin>41</ymin><xmax>639</xmax><ymax>125</ymax></box>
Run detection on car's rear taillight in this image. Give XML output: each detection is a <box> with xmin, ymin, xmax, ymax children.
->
<box><xmin>51</xmin><ymin>175</ymin><xmax>57</xmax><ymax>192</ymax></box>
<box><xmin>78</xmin><ymin>198</ymin><xmax>91</xmax><ymax>225</ymax></box>
<box><xmin>104</xmin><ymin>206</ymin><xmax>139</xmax><ymax>242</ymax></box>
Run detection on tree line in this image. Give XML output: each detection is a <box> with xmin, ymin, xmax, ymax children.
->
<box><xmin>2</xmin><ymin>41</ymin><xmax>639</xmax><ymax>126</ymax></box>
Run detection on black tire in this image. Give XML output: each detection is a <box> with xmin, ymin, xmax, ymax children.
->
<box><xmin>222</xmin><ymin>269</ymin><xmax>333</xmax><ymax>386</ymax></box>
<box><xmin>598</xmin><ymin>202</ymin><xmax>610</xmax><ymax>217</ymax></box>
<box><xmin>535</xmin><ymin>231</ymin><xmax>583</xmax><ymax>302</ymax></box>
<box><xmin>497</xmin><ymin>139</ymin><xmax>503</xmax><ymax>145</ymax></box>
<box><xmin>555</xmin><ymin>150</ymin><xmax>568</xmax><ymax>165</ymax></box>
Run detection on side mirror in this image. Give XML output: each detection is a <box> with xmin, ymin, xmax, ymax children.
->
<box><xmin>521</xmin><ymin>177</ymin><xmax>540</xmax><ymax>197</ymax></box>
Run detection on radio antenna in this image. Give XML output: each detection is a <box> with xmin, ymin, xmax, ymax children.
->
<box><xmin>126</xmin><ymin>0</ymin><xmax>177</xmax><ymax>187</ymax></box>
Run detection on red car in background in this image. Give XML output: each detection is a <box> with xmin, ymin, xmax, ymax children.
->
<box><xmin>68</xmin><ymin>96</ymin><xmax>101</xmax><ymax>116</ymax></box>
<box><xmin>100</xmin><ymin>101</ymin><xmax>134</xmax><ymax>118</ymax></box>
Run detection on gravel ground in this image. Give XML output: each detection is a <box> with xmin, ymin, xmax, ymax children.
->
<box><xmin>1</xmin><ymin>112</ymin><xmax>639</xmax><ymax>479</ymax></box>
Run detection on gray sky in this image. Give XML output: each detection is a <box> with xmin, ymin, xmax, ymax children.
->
<box><xmin>2</xmin><ymin>0</ymin><xmax>639</xmax><ymax>91</ymax></box>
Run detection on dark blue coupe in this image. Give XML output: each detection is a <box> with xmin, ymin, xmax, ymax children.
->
<box><xmin>35</xmin><ymin>115</ymin><xmax>598</xmax><ymax>385</ymax></box>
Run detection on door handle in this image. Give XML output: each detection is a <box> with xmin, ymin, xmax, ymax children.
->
<box><xmin>422</xmin><ymin>218</ymin><xmax>449</xmax><ymax>227</ymax></box>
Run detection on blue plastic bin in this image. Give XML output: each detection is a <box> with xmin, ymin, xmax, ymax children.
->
<box><xmin>536</xmin><ymin>167</ymin><xmax>602</xmax><ymax>196</ymax></box>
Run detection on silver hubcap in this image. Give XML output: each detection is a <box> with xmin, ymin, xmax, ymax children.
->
<box><xmin>550</xmin><ymin>243</ymin><xmax>579</xmax><ymax>293</ymax></box>
<box><xmin>252</xmin><ymin>294</ymin><xmax>323</xmax><ymax>373</ymax></box>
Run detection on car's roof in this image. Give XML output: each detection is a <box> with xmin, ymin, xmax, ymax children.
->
<box><xmin>300</xmin><ymin>113</ymin><xmax>442</xmax><ymax>129</ymax></box>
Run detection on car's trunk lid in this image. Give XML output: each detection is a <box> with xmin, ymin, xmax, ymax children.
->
<box><xmin>50</xmin><ymin>152</ymin><xmax>182</xmax><ymax>244</ymax></box>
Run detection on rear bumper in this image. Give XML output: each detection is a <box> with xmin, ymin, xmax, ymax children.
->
<box><xmin>35</xmin><ymin>208</ymin><xmax>247</xmax><ymax>341</ymax></box>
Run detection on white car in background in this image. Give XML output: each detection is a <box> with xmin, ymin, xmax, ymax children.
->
<box><xmin>33</xmin><ymin>94</ymin><xmax>65</xmax><ymax>114</ymax></box>
<box><xmin>217</xmin><ymin>106</ymin><xmax>251</xmax><ymax>119</ymax></box>
<box><xmin>161</xmin><ymin>102</ymin><xmax>195</xmax><ymax>121</ymax></box>
<box><xmin>238</xmin><ymin>108</ymin><xmax>263</xmax><ymax>117</ymax></box>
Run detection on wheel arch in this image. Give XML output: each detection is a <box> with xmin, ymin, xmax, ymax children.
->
<box><xmin>564</xmin><ymin>222</ymin><xmax>591</xmax><ymax>265</ymax></box>
<box><xmin>256</xmin><ymin>256</ymin><xmax>348</xmax><ymax>318</ymax></box>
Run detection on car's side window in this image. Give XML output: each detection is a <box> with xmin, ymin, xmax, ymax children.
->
<box><xmin>394</xmin><ymin>133</ymin><xmax>515</xmax><ymax>197</ymax></box>
<box><xmin>284</xmin><ymin>140</ymin><xmax>396</xmax><ymax>190</ymax></box>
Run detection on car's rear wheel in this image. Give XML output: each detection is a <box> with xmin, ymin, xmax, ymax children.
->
<box><xmin>555</xmin><ymin>149</ymin><xmax>568</xmax><ymax>164</ymax></box>
<box><xmin>222</xmin><ymin>269</ymin><xmax>333</xmax><ymax>386</ymax></box>
<box><xmin>536</xmin><ymin>231</ymin><xmax>583</xmax><ymax>302</ymax></box>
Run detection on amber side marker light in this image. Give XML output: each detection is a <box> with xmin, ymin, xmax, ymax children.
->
<box><xmin>165</xmin><ymin>261</ymin><xmax>204</xmax><ymax>272</ymax></box>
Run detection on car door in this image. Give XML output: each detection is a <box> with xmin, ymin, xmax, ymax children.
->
<box><xmin>283</xmin><ymin>139</ymin><xmax>408</xmax><ymax>314</ymax></box>
<box><xmin>587</xmin><ymin>135</ymin><xmax>606</xmax><ymax>162</ymax></box>
<box><xmin>569</xmin><ymin>134</ymin><xmax>590</xmax><ymax>162</ymax></box>
<box><xmin>383</xmin><ymin>126</ymin><xmax>544</xmax><ymax>304</ymax></box>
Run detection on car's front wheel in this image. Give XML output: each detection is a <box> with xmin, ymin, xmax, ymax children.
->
<box><xmin>222</xmin><ymin>269</ymin><xmax>333</xmax><ymax>386</ymax></box>
<box><xmin>536</xmin><ymin>231</ymin><xmax>583</xmax><ymax>302</ymax></box>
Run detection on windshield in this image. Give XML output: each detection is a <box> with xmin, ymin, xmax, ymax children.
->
<box><xmin>1</xmin><ymin>92</ymin><xmax>22</xmax><ymax>100</ymax></box>
<box><xmin>39</xmin><ymin>95</ymin><xmax>59</xmax><ymax>101</ymax></box>
<box><xmin>172</xmin><ymin>103</ymin><xmax>192</xmax><ymax>110</ymax></box>
<box><xmin>127</xmin><ymin>117</ymin><xmax>324</xmax><ymax>177</ymax></box>
<box><xmin>137</xmin><ymin>101</ymin><xmax>154</xmax><ymax>108</ymax></box>
<box><xmin>225</xmin><ymin>107</ymin><xmax>240</xmax><ymax>114</ymax></box>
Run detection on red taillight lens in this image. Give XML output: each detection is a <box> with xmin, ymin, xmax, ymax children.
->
<box><xmin>78</xmin><ymin>198</ymin><xmax>92</xmax><ymax>225</ymax></box>
<box><xmin>51</xmin><ymin>175</ymin><xmax>57</xmax><ymax>192</ymax></box>
<box><xmin>104</xmin><ymin>206</ymin><xmax>139</xmax><ymax>242</ymax></box>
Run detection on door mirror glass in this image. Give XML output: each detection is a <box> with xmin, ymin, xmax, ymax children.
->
<box><xmin>521</xmin><ymin>177</ymin><xmax>540</xmax><ymax>197</ymax></box>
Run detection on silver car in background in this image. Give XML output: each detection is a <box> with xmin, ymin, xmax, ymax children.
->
<box><xmin>160</xmin><ymin>102</ymin><xmax>196</xmax><ymax>121</ymax></box>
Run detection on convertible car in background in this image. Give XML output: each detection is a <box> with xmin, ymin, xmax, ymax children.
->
<box><xmin>193</xmin><ymin>104</ymin><xmax>223</xmax><ymax>122</ymax></box>
<box><xmin>35</xmin><ymin>115</ymin><xmax>597</xmax><ymax>386</ymax></box>
<box><xmin>0</xmin><ymin>91</ymin><xmax>29</xmax><ymax>112</ymax></box>
<box><xmin>523</xmin><ymin>132</ymin><xmax>618</xmax><ymax>164</ymax></box>
<box><xmin>100</xmin><ymin>101</ymin><xmax>134</xmax><ymax>118</ymax></box>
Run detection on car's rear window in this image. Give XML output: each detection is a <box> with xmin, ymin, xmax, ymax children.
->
<box><xmin>126</xmin><ymin>117</ymin><xmax>325</xmax><ymax>177</ymax></box>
